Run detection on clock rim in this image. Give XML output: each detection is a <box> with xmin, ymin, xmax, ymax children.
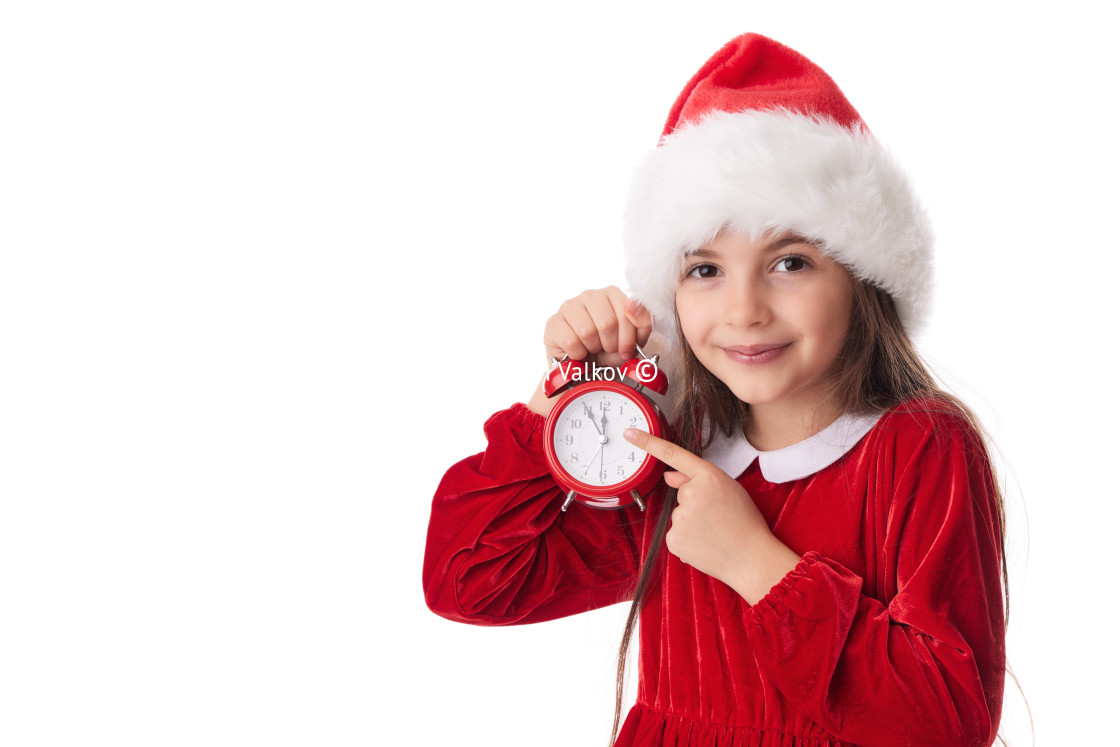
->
<box><xmin>543</xmin><ymin>379</ymin><xmax>667</xmax><ymax>501</ymax></box>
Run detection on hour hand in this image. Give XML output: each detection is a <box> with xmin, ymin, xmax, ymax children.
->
<box><xmin>584</xmin><ymin>404</ymin><xmax>604</xmax><ymax>435</ymax></box>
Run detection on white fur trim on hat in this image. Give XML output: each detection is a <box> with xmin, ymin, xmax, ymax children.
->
<box><xmin>623</xmin><ymin>109</ymin><xmax>933</xmax><ymax>342</ymax></box>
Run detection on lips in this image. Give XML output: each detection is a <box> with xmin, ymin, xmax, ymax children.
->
<box><xmin>722</xmin><ymin>343</ymin><xmax>791</xmax><ymax>365</ymax></box>
<box><xmin>724</xmin><ymin>344</ymin><xmax>788</xmax><ymax>356</ymax></box>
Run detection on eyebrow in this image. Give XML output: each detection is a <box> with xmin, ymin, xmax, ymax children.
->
<box><xmin>685</xmin><ymin>234</ymin><xmax>817</xmax><ymax>259</ymax></box>
<box><xmin>767</xmin><ymin>235</ymin><xmax>818</xmax><ymax>253</ymax></box>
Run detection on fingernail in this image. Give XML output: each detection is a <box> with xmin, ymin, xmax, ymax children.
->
<box><xmin>626</xmin><ymin>299</ymin><xmax>646</xmax><ymax>318</ymax></box>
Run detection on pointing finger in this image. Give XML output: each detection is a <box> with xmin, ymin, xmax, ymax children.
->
<box><xmin>662</xmin><ymin>470</ymin><xmax>689</xmax><ymax>489</ymax></box>
<box><xmin>623</xmin><ymin>428</ymin><xmax>709</xmax><ymax>479</ymax></box>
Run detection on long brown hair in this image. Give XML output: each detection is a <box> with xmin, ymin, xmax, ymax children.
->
<box><xmin>607</xmin><ymin>276</ymin><xmax>1011</xmax><ymax>745</ymax></box>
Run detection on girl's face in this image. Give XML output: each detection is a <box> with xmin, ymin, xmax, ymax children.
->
<box><xmin>676</xmin><ymin>229</ymin><xmax>854</xmax><ymax>420</ymax></box>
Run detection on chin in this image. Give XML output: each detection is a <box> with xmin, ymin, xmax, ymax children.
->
<box><xmin>729</xmin><ymin>386</ymin><xmax>787</xmax><ymax>407</ymax></box>
<box><xmin>714</xmin><ymin>373</ymin><xmax>787</xmax><ymax>406</ymax></box>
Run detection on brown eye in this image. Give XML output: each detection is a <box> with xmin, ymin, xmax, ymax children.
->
<box><xmin>774</xmin><ymin>255</ymin><xmax>809</xmax><ymax>273</ymax></box>
<box><xmin>685</xmin><ymin>263</ymin><xmax>719</xmax><ymax>279</ymax></box>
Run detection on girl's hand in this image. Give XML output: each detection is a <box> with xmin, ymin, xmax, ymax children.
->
<box><xmin>622</xmin><ymin>428</ymin><xmax>801</xmax><ymax>605</ymax></box>
<box><xmin>543</xmin><ymin>286</ymin><xmax>652</xmax><ymax>368</ymax></box>
<box><xmin>527</xmin><ymin>287</ymin><xmax>652</xmax><ymax>416</ymax></box>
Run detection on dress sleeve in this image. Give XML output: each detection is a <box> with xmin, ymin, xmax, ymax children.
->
<box><xmin>422</xmin><ymin>403</ymin><xmax>645</xmax><ymax>626</ymax></box>
<box><xmin>745</xmin><ymin>410</ymin><xmax>1006</xmax><ymax>747</ymax></box>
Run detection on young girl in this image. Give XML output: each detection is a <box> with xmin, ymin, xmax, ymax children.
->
<box><xmin>423</xmin><ymin>33</ymin><xmax>1007</xmax><ymax>747</ymax></box>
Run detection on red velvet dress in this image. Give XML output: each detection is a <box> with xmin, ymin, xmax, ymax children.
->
<box><xmin>422</xmin><ymin>399</ymin><xmax>1006</xmax><ymax>746</ymax></box>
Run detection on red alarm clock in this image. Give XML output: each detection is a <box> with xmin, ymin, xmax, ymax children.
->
<box><xmin>542</xmin><ymin>347</ymin><xmax>669</xmax><ymax>512</ymax></box>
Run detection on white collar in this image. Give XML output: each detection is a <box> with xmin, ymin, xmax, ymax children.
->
<box><xmin>702</xmin><ymin>410</ymin><xmax>884</xmax><ymax>483</ymax></box>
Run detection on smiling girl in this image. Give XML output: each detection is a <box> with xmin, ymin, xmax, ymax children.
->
<box><xmin>423</xmin><ymin>33</ymin><xmax>1006</xmax><ymax>747</ymax></box>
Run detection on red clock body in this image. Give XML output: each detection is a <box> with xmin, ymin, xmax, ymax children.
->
<box><xmin>542</xmin><ymin>365</ymin><xmax>669</xmax><ymax>511</ymax></box>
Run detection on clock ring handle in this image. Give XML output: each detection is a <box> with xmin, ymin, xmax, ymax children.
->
<box><xmin>543</xmin><ymin>354</ymin><xmax>587</xmax><ymax>398</ymax></box>
<box><xmin>549</xmin><ymin>345</ymin><xmax>656</xmax><ymax>368</ymax></box>
<box><xmin>620</xmin><ymin>345</ymin><xmax>668</xmax><ymax>395</ymax></box>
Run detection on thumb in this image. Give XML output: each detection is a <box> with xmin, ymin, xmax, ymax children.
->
<box><xmin>625</xmin><ymin>298</ymin><xmax>653</xmax><ymax>330</ymax></box>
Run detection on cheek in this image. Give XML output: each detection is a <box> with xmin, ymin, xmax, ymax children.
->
<box><xmin>674</xmin><ymin>292</ymin><xmax>711</xmax><ymax>349</ymax></box>
<box><xmin>815</xmin><ymin>286</ymin><xmax>854</xmax><ymax>351</ymax></box>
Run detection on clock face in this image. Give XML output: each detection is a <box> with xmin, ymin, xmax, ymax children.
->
<box><xmin>551</xmin><ymin>388</ymin><xmax>652</xmax><ymax>488</ymax></box>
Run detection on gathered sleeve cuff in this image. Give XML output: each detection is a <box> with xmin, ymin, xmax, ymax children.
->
<box><xmin>422</xmin><ymin>404</ymin><xmax>644</xmax><ymax>627</ymax></box>
<box><xmin>744</xmin><ymin>408</ymin><xmax>1006</xmax><ymax>747</ymax></box>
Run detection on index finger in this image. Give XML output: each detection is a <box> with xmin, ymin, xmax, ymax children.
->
<box><xmin>623</xmin><ymin>428</ymin><xmax>710</xmax><ymax>479</ymax></box>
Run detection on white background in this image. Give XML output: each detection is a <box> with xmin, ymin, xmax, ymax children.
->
<box><xmin>2</xmin><ymin>1</ymin><xmax>1116</xmax><ymax>745</ymax></box>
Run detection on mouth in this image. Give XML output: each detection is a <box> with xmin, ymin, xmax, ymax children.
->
<box><xmin>722</xmin><ymin>343</ymin><xmax>790</xmax><ymax>365</ymax></box>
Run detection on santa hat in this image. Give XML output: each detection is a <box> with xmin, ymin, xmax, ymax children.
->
<box><xmin>623</xmin><ymin>33</ymin><xmax>933</xmax><ymax>345</ymax></box>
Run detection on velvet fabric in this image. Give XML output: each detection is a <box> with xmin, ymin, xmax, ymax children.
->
<box><xmin>660</xmin><ymin>33</ymin><xmax>865</xmax><ymax>138</ymax></box>
<box><xmin>423</xmin><ymin>399</ymin><xmax>1005</xmax><ymax>746</ymax></box>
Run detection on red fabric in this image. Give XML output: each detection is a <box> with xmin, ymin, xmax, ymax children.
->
<box><xmin>662</xmin><ymin>33</ymin><xmax>866</xmax><ymax>138</ymax></box>
<box><xmin>423</xmin><ymin>400</ymin><xmax>1006</xmax><ymax>746</ymax></box>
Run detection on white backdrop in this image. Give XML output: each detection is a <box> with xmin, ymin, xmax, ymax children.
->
<box><xmin>2</xmin><ymin>1</ymin><xmax>1116</xmax><ymax>745</ymax></box>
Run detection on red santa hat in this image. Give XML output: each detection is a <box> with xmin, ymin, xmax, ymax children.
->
<box><xmin>623</xmin><ymin>33</ymin><xmax>933</xmax><ymax>344</ymax></box>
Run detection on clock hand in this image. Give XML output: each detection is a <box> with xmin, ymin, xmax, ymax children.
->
<box><xmin>584</xmin><ymin>404</ymin><xmax>604</xmax><ymax>436</ymax></box>
<box><xmin>582</xmin><ymin>443</ymin><xmax>604</xmax><ymax>477</ymax></box>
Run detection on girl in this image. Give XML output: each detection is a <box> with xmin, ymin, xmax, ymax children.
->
<box><xmin>423</xmin><ymin>33</ymin><xmax>1007</xmax><ymax>747</ymax></box>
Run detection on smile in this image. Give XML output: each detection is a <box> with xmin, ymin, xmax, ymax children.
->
<box><xmin>722</xmin><ymin>344</ymin><xmax>790</xmax><ymax>365</ymax></box>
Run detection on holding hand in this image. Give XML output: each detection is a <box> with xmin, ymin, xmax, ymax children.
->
<box><xmin>543</xmin><ymin>286</ymin><xmax>652</xmax><ymax>368</ymax></box>
<box><xmin>623</xmin><ymin>428</ymin><xmax>802</xmax><ymax>605</ymax></box>
<box><xmin>528</xmin><ymin>286</ymin><xmax>653</xmax><ymax>416</ymax></box>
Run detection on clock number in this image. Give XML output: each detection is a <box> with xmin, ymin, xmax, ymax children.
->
<box><xmin>617</xmin><ymin>465</ymin><xmax>625</xmax><ymax>476</ymax></box>
<box><xmin>570</xmin><ymin>453</ymin><xmax>579</xmax><ymax>463</ymax></box>
<box><xmin>564</xmin><ymin>435</ymin><xmax>573</xmax><ymax>446</ymax></box>
<box><xmin>628</xmin><ymin>452</ymin><xmax>637</xmax><ymax>462</ymax></box>
<box><xmin>571</xmin><ymin>418</ymin><xmax>582</xmax><ymax>429</ymax></box>
<box><xmin>599</xmin><ymin>401</ymin><xmax>612</xmax><ymax>412</ymax></box>
<box><xmin>629</xmin><ymin>416</ymin><xmax>637</xmax><ymax>426</ymax></box>
<box><xmin>599</xmin><ymin>470</ymin><xmax>608</xmax><ymax>482</ymax></box>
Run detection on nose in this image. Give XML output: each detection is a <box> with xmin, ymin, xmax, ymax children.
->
<box><xmin>725</xmin><ymin>275</ymin><xmax>771</xmax><ymax>327</ymax></box>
